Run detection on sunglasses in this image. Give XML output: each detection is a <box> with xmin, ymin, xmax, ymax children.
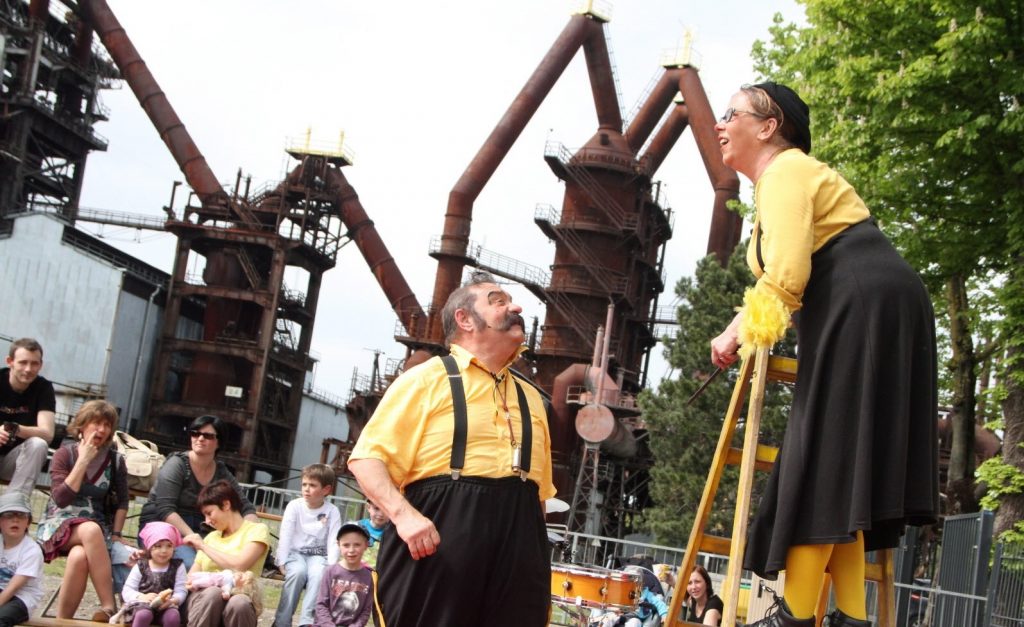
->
<box><xmin>719</xmin><ymin>108</ymin><xmax>767</xmax><ymax>123</ymax></box>
<box><xmin>189</xmin><ymin>430</ymin><xmax>217</xmax><ymax>441</ymax></box>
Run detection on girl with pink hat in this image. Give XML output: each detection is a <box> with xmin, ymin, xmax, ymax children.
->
<box><xmin>116</xmin><ymin>522</ymin><xmax>187</xmax><ymax>627</ymax></box>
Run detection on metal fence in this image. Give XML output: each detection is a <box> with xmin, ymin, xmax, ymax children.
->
<box><xmin>549</xmin><ymin>528</ymin><xmax>729</xmax><ymax>578</ymax></box>
<box><xmin>239</xmin><ymin>483</ymin><xmax>366</xmax><ymax>521</ymax></box>
<box><xmin>893</xmin><ymin>579</ymin><xmax>989</xmax><ymax>627</ymax></box>
<box><xmin>987</xmin><ymin>543</ymin><xmax>1024</xmax><ymax>627</ymax></box>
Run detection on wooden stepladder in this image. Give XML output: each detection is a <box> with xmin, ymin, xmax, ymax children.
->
<box><xmin>666</xmin><ymin>347</ymin><xmax>896</xmax><ymax>627</ymax></box>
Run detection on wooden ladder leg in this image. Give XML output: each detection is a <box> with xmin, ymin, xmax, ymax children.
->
<box><xmin>815</xmin><ymin>574</ymin><xmax>832</xmax><ymax>627</ymax></box>
<box><xmin>666</xmin><ymin>356</ymin><xmax>755</xmax><ymax>625</ymax></box>
<box><xmin>721</xmin><ymin>347</ymin><xmax>772</xmax><ymax>627</ymax></box>
<box><xmin>875</xmin><ymin>549</ymin><xmax>896</xmax><ymax>627</ymax></box>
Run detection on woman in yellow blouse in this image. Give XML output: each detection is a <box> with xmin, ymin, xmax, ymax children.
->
<box><xmin>710</xmin><ymin>83</ymin><xmax>938</xmax><ymax>627</ymax></box>
<box><xmin>181</xmin><ymin>480</ymin><xmax>270</xmax><ymax>627</ymax></box>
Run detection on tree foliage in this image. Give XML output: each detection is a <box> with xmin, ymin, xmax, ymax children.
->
<box><xmin>641</xmin><ymin>243</ymin><xmax>793</xmax><ymax>546</ymax></box>
<box><xmin>751</xmin><ymin>0</ymin><xmax>1024</xmax><ymax>534</ymax></box>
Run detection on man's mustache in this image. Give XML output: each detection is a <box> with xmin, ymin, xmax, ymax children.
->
<box><xmin>497</xmin><ymin>313</ymin><xmax>525</xmax><ymax>331</ymax></box>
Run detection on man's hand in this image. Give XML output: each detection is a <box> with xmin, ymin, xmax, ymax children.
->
<box><xmin>0</xmin><ymin>429</ymin><xmax>10</xmax><ymax>447</ymax></box>
<box><xmin>348</xmin><ymin>457</ymin><xmax>440</xmax><ymax>559</ymax></box>
<box><xmin>393</xmin><ymin>509</ymin><xmax>441</xmax><ymax>560</ymax></box>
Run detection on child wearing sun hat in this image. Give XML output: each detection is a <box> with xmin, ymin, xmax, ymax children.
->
<box><xmin>0</xmin><ymin>492</ymin><xmax>43</xmax><ymax>627</ymax></box>
<box><xmin>114</xmin><ymin>522</ymin><xmax>187</xmax><ymax>627</ymax></box>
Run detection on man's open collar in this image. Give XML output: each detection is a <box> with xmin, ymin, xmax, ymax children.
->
<box><xmin>448</xmin><ymin>343</ymin><xmax>527</xmax><ymax>376</ymax></box>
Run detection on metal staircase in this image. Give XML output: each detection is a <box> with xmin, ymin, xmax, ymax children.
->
<box><xmin>535</xmin><ymin>207</ymin><xmax>627</xmax><ymax>296</ymax></box>
<box><xmin>545</xmin><ymin>142</ymin><xmax>638</xmax><ymax>231</ymax></box>
<box><xmin>232</xmin><ymin>248</ymin><xmax>262</xmax><ymax>290</ymax></box>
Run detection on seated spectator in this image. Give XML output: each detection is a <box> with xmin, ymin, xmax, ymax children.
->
<box><xmin>140</xmin><ymin>415</ymin><xmax>258</xmax><ymax>570</ymax></box>
<box><xmin>684</xmin><ymin>565</ymin><xmax>723</xmax><ymax>626</ymax></box>
<box><xmin>622</xmin><ymin>564</ymin><xmax>669</xmax><ymax>626</ymax></box>
<box><xmin>272</xmin><ymin>463</ymin><xmax>341</xmax><ymax>627</ymax></box>
<box><xmin>0</xmin><ymin>492</ymin><xmax>44</xmax><ymax>627</ymax></box>
<box><xmin>0</xmin><ymin>338</ymin><xmax>55</xmax><ymax>498</ymax></box>
<box><xmin>356</xmin><ymin>499</ymin><xmax>389</xmax><ymax>568</ymax></box>
<box><xmin>118</xmin><ymin>522</ymin><xmax>187</xmax><ymax>627</ymax></box>
<box><xmin>183</xmin><ymin>480</ymin><xmax>270</xmax><ymax>627</ymax></box>
<box><xmin>35</xmin><ymin>400</ymin><xmax>132</xmax><ymax>621</ymax></box>
<box><xmin>314</xmin><ymin>522</ymin><xmax>374</xmax><ymax>627</ymax></box>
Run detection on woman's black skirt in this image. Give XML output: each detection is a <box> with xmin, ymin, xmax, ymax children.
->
<box><xmin>744</xmin><ymin>218</ymin><xmax>940</xmax><ymax>578</ymax></box>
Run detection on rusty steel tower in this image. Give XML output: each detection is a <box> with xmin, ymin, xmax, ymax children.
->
<box><xmin>0</xmin><ymin>0</ymin><xmax>119</xmax><ymax>222</ymax></box>
<box><xmin>62</xmin><ymin>0</ymin><xmax>424</xmax><ymax>481</ymax></box>
<box><xmin>395</xmin><ymin>6</ymin><xmax>740</xmax><ymax>537</ymax></box>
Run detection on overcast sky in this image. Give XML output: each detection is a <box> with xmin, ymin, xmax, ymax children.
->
<box><xmin>77</xmin><ymin>0</ymin><xmax>803</xmax><ymax>397</ymax></box>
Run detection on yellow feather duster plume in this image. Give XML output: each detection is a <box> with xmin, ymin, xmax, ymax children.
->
<box><xmin>737</xmin><ymin>287</ymin><xmax>790</xmax><ymax>360</ymax></box>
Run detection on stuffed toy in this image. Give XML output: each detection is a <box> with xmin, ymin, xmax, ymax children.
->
<box><xmin>108</xmin><ymin>590</ymin><xmax>174</xmax><ymax>624</ymax></box>
<box><xmin>189</xmin><ymin>569</ymin><xmax>263</xmax><ymax>615</ymax></box>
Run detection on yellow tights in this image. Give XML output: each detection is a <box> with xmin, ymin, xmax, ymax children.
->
<box><xmin>783</xmin><ymin>530</ymin><xmax>867</xmax><ymax>620</ymax></box>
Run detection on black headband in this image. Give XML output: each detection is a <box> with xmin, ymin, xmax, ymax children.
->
<box><xmin>753</xmin><ymin>81</ymin><xmax>811</xmax><ymax>153</ymax></box>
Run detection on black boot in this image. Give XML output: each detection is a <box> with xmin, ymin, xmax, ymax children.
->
<box><xmin>825</xmin><ymin>608</ymin><xmax>872</xmax><ymax>626</ymax></box>
<box><xmin>743</xmin><ymin>589</ymin><xmax>816</xmax><ymax>627</ymax></box>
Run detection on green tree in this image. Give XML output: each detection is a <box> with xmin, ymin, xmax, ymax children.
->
<box><xmin>752</xmin><ymin>0</ymin><xmax>1024</xmax><ymax>526</ymax></box>
<box><xmin>641</xmin><ymin>243</ymin><xmax>792</xmax><ymax>546</ymax></box>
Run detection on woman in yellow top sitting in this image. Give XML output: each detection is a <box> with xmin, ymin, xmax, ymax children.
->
<box><xmin>181</xmin><ymin>480</ymin><xmax>270</xmax><ymax>627</ymax></box>
<box><xmin>710</xmin><ymin>82</ymin><xmax>938</xmax><ymax>627</ymax></box>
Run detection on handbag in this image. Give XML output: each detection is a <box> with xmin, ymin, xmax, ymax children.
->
<box><xmin>113</xmin><ymin>430</ymin><xmax>165</xmax><ymax>493</ymax></box>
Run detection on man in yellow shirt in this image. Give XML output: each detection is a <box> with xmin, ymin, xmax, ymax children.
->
<box><xmin>349</xmin><ymin>271</ymin><xmax>555</xmax><ymax>627</ymax></box>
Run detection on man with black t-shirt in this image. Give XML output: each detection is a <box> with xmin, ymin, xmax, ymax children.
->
<box><xmin>0</xmin><ymin>339</ymin><xmax>55</xmax><ymax>496</ymax></box>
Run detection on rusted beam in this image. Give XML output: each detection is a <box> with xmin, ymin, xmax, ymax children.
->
<box><xmin>428</xmin><ymin>14</ymin><xmax>594</xmax><ymax>341</ymax></box>
<box><xmin>325</xmin><ymin>168</ymin><xmax>425</xmax><ymax>332</ymax></box>
<box><xmin>623</xmin><ymin>68</ymin><xmax>682</xmax><ymax>153</ymax></box>
<box><xmin>79</xmin><ymin>0</ymin><xmax>227</xmax><ymax>207</ymax></box>
<box><xmin>678</xmin><ymin>67</ymin><xmax>741</xmax><ymax>264</ymax></box>
<box><xmin>639</xmin><ymin>102</ymin><xmax>688</xmax><ymax>175</ymax></box>
<box><xmin>581</xmin><ymin>22</ymin><xmax>623</xmax><ymax>132</ymax></box>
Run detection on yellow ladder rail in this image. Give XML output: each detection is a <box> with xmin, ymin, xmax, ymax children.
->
<box><xmin>666</xmin><ymin>347</ymin><xmax>895</xmax><ymax>627</ymax></box>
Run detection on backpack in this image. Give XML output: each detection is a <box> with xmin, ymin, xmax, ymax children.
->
<box><xmin>113</xmin><ymin>430</ymin><xmax>165</xmax><ymax>493</ymax></box>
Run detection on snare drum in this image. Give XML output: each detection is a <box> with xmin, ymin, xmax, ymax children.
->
<box><xmin>550</xmin><ymin>564</ymin><xmax>641</xmax><ymax>610</ymax></box>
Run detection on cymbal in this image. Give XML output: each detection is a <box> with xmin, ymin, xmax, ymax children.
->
<box><xmin>546</xmin><ymin>497</ymin><xmax>570</xmax><ymax>513</ymax></box>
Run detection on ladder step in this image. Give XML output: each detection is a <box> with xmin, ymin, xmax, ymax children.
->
<box><xmin>699</xmin><ymin>534</ymin><xmax>733</xmax><ymax>555</ymax></box>
<box><xmin>865</xmin><ymin>562</ymin><xmax>884</xmax><ymax>582</ymax></box>
<box><xmin>726</xmin><ymin>445</ymin><xmax>778</xmax><ymax>471</ymax></box>
<box><xmin>766</xmin><ymin>355</ymin><xmax>798</xmax><ymax>383</ymax></box>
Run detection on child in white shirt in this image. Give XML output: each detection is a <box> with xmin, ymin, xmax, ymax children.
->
<box><xmin>0</xmin><ymin>492</ymin><xmax>43</xmax><ymax>627</ymax></box>
<box><xmin>272</xmin><ymin>464</ymin><xmax>342</xmax><ymax>627</ymax></box>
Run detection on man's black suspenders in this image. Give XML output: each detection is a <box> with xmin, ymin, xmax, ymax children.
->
<box><xmin>440</xmin><ymin>355</ymin><xmax>531</xmax><ymax>481</ymax></box>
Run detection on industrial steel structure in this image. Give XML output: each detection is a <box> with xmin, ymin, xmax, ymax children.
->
<box><xmin>3</xmin><ymin>1</ymin><xmax>743</xmax><ymax>525</ymax></box>
<box><xmin>0</xmin><ymin>0</ymin><xmax>118</xmax><ymax>222</ymax></box>
<box><xmin>385</xmin><ymin>7</ymin><xmax>741</xmax><ymax>537</ymax></box>
<box><xmin>1</xmin><ymin>0</ymin><xmax>418</xmax><ymax>481</ymax></box>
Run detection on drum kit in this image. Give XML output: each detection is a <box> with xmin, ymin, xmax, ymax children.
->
<box><xmin>550</xmin><ymin>563</ymin><xmax>642</xmax><ymax>625</ymax></box>
<box><xmin>546</xmin><ymin>516</ymin><xmax>643</xmax><ymax>625</ymax></box>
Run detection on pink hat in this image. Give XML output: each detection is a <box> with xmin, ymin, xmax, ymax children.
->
<box><xmin>138</xmin><ymin>521</ymin><xmax>182</xmax><ymax>550</ymax></box>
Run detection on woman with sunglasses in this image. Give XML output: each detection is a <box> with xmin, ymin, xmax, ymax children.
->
<box><xmin>710</xmin><ymin>83</ymin><xmax>938</xmax><ymax>627</ymax></box>
<box><xmin>140</xmin><ymin>415</ymin><xmax>257</xmax><ymax>569</ymax></box>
